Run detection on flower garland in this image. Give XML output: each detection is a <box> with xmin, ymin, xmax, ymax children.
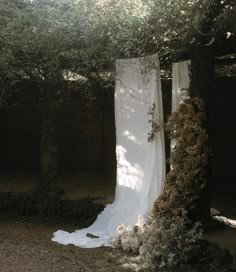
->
<box><xmin>153</xmin><ymin>96</ymin><xmax>208</xmax><ymax>217</ymax></box>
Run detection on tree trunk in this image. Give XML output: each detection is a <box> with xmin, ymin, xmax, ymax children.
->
<box><xmin>190</xmin><ymin>45</ymin><xmax>214</xmax><ymax>222</ymax></box>
<box><xmin>39</xmin><ymin>81</ymin><xmax>58</xmax><ymax>191</ymax></box>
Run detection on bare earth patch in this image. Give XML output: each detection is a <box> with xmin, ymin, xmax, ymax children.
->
<box><xmin>0</xmin><ymin>220</ymin><xmax>130</xmax><ymax>272</ymax></box>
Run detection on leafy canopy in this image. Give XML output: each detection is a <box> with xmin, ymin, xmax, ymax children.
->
<box><xmin>0</xmin><ymin>0</ymin><xmax>235</xmax><ymax>80</ymax></box>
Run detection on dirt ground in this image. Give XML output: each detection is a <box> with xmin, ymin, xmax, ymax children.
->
<box><xmin>1</xmin><ymin>218</ymin><xmax>236</xmax><ymax>272</ymax></box>
<box><xmin>0</xmin><ymin>219</ymin><xmax>132</xmax><ymax>272</ymax></box>
<box><xmin>0</xmin><ymin>172</ymin><xmax>236</xmax><ymax>271</ymax></box>
<box><xmin>0</xmin><ymin>173</ymin><xmax>130</xmax><ymax>272</ymax></box>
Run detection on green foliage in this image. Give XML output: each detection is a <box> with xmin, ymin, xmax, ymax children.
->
<box><xmin>0</xmin><ymin>191</ymin><xmax>104</xmax><ymax>226</ymax></box>
<box><xmin>139</xmin><ymin>211</ymin><xmax>234</xmax><ymax>272</ymax></box>
<box><xmin>0</xmin><ymin>0</ymin><xmax>235</xmax><ymax>81</ymax></box>
<box><xmin>0</xmin><ymin>0</ymin><xmax>78</xmax><ymax>80</ymax></box>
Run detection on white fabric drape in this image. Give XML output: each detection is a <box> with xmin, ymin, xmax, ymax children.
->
<box><xmin>172</xmin><ymin>60</ymin><xmax>190</xmax><ymax>112</ymax></box>
<box><xmin>171</xmin><ymin>60</ymin><xmax>191</xmax><ymax>153</ymax></box>
<box><xmin>52</xmin><ymin>55</ymin><xmax>165</xmax><ymax>248</ymax></box>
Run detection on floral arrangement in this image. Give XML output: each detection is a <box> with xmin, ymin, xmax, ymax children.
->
<box><xmin>139</xmin><ymin>209</ymin><xmax>204</xmax><ymax>270</ymax></box>
<box><xmin>113</xmin><ymin>97</ymin><xmax>234</xmax><ymax>271</ymax></box>
<box><xmin>139</xmin><ymin>209</ymin><xmax>233</xmax><ymax>272</ymax></box>
<box><xmin>112</xmin><ymin>216</ymin><xmax>148</xmax><ymax>253</ymax></box>
<box><xmin>153</xmin><ymin>96</ymin><xmax>208</xmax><ymax>217</ymax></box>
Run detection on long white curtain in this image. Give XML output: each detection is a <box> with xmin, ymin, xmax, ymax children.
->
<box><xmin>172</xmin><ymin>60</ymin><xmax>190</xmax><ymax>112</ymax></box>
<box><xmin>171</xmin><ymin>60</ymin><xmax>191</xmax><ymax>153</ymax></box>
<box><xmin>52</xmin><ymin>55</ymin><xmax>165</xmax><ymax>248</ymax></box>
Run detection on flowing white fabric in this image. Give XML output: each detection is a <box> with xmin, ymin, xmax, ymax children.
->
<box><xmin>52</xmin><ymin>55</ymin><xmax>165</xmax><ymax>248</ymax></box>
<box><xmin>171</xmin><ymin>60</ymin><xmax>191</xmax><ymax>153</ymax></box>
<box><xmin>172</xmin><ymin>60</ymin><xmax>190</xmax><ymax>112</ymax></box>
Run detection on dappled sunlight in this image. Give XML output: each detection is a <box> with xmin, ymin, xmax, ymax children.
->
<box><xmin>52</xmin><ymin>54</ymin><xmax>165</xmax><ymax>249</ymax></box>
<box><xmin>116</xmin><ymin>145</ymin><xmax>143</xmax><ymax>192</ymax></box>
<box><xmin>121</xmin><ymin>130</ymin><xmax>142</xmax><ymax>145</ymax></box>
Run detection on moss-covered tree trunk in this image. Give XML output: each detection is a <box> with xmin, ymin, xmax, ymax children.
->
<box><xmin>190</xmin><ymin>45</ymin><xmax>214</xmax><ymax>222</ymax></box>
<box><xmin>39</xmin><ymin>81</ymin><xmax>59</xmax><ymax>191</ymax></box>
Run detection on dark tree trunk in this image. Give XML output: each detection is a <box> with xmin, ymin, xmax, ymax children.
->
<box><xmin>39</xmin><ymin>81</ymin><xmax>59</xmax><ymax>191</ymax></box>
<box><xmin>190</xmin><ymin>45</ymin><xmax>214</xmax><ymax>222</ymax></box>
<box><xmin>190</xmin><ymin>46</ymin><xmax>214</xmax><ymax>99</ymax></box>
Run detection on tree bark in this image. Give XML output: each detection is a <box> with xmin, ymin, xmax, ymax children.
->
<box><xmin>190</xmin><ymin>45</ymin><xmax>214</xmax><ymax>222</ymax></box>
<box><xmin>39</xmin><ymin>81</ymin><xmax>59</xmax><ymax>191</ymax></box>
